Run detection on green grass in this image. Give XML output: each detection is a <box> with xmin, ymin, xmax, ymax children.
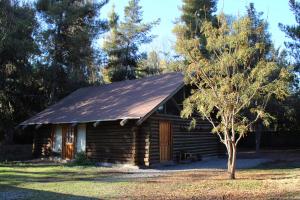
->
<box><xmin>0</xmin><ymin>162</ymin><xmax>299</xmax><ymax>200</ymax></box>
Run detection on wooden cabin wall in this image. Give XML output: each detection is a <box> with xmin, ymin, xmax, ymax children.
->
<box><xmin>32</xmin><ymin>126</ymin><xmax>53</xmax><ymax>157</ymax></box>
<box><xmin>86</xmin><ymin>121</ymin><xmax>148</xmax><ymax>165</ymax></box>
<box><xmin>136</xmin><ymin>121</ymin><xmax>150</xmax><ymax>166</ymax></box>
<box><xmin>147</xmin><ymin>114</ymin><xmax>222</xmax><ymax>165</ymax></box>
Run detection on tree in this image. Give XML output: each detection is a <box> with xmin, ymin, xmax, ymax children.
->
<box><xmin>278</xmin><ymin>0</ymin><xmax>300</xmax><ymax>132</ymax></box>
<box><xmin>136</xmin><ymin>50</ymin><xmax>185</xmax><ymax>78</ymax></box>
<box><xmin>36</xmin><ymin>0</ymin><xmax>108</xmax><ymax>103</ymax></box>
<box><xmin>101</xmin><ymin>4</ymin><xmax>124</xmax><ymax>83</ymax></box>
<box><xmin>247</xmin><ymin>3</ymin><xmax>272</xmax><ymax>61</ymax></box>
<box><xmin>136</xmin><ymin>51</ymin><xmax>162</xmax><ymax>78</ymax></box>
<box><xmin>174</xmin><ymin>0</ymin><xmax>218</xmax><ymax>57</ymax></box>
<box><xmin>0</xmin><ymin>0</ymin><xmax>38</xmax><ymax>142</ymax></box>
<box><xmin>102</xmin><ymin>0</ymin><xmax>159</xmax><ymax>82</ymax></box>
<box><xmin>178</xmin><ymin>15</ymin><xmax>291</xmax><ymax>179</ymax></box>
<box><xmin>246</xmin><ymin>3</ymin><xmax>273</xmax><ymax>152</ymax></box>
<box><xmin>159</xmin><ymin>52</ymin><xmax>184</xmax><ymax>72</ymax></box>
<box><xmin>279</xmin><ymin>0</ymin><xmax>300</xmax><ymax>73</ymax></box>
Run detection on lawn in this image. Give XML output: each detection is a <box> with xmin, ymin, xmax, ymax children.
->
<box><xmin>0</xmin><ymin>161</ymin><xmax>299</xmax><ymax>200</ymax></box>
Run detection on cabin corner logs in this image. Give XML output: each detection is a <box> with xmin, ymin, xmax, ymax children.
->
<box><xmin>31</xmin><ymin>114</ymin><xmax>222</xmax><ymax>166</ymax></box>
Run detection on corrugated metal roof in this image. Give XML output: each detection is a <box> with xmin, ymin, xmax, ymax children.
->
<box><xmin>20</xmin><ymin>72</ymin><xmax>184</xmax><ymax>125</ymax></box>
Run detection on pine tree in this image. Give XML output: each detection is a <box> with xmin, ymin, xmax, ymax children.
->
<box><xmin>279</xmin><ymin>0</ymin><xmax>300</xmax><ymax>72</ymax></box>
<box><xmin>0</xmin><ymin>0</ymin><xmax>38</xmax><ymax>142</ymax></box>
<box><xmin>247</xmin><ymin>3</ymin><xmax>272</xmax><ymax>62</ymax></box>
<box><xmin>174</xmin><ymin>0</ymin><xmax>218</xmax><ymax>57</ymax></box>
<box><xmin>278</xmin><ymin>0</ymin><xmax>300</xmax><ymax>133</ymax></box>
<box><xmin>102</xmin><ymin>5</ymin><xmax>125</xmax><ymax>83</ymax></box>
<box><xmin>102</xmin><ymin>0</ymin><xmax>159</xmax><ymax>82</ymax></box>
<box><xmin>36</xmin><ymin>0</ymin><xmax>108</xmax><ymax>103</ymax></box>
<box><xmin>246</xmin><ymin>3</ymin><xmax>273</xmax><ymax>152</ymax></box>
<box><xmin>180</xmin><ymin>0</ymin><xmax>218</xmax><ymax>37</ymax></box>
<box><xmin>136</xmin><ymin>51</ymin><xmax>162</xmax><ymax>78</ymax></box>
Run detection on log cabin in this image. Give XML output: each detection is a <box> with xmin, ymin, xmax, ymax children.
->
<box><xmin>20</xmin><ymin>72</ymin><xmax>222</xmax><ymax>166</ymax></box>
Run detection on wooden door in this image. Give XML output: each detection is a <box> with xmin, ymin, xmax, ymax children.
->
<box><xmin>62</xmin><ymin>126</ymin><xmax>76</xmax><ymax>160</ymax></box>
<box><xmin>159</xmin><ymin>121</ymin><xmax>172</xmax><ymax>162</ymax></box>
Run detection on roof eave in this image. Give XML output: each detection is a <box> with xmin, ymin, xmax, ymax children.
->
<box><xmin>20</xmin><ymin>117</ymin><xmax>141</xmax><ymax>127</ymax></box>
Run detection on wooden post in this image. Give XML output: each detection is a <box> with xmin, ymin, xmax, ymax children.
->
<box><xmin>120</xmin><ymin>118</ymin><xmax>129</xmax><ymax>126</ymax></box>
<box><xmin>35</xmin><ymin>124</ymin><xmax>42</xmax><ymax>130</ymax></box>
<box><xmin>93</xmin><ymin>121</ymin><xmax>101</xmax><ymax>127</ymax></box>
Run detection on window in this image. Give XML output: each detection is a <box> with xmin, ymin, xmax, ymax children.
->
<box><xmin>157</xmin><ymin>104</ymin><xmax>165</xmax><ymax>114</ymax></box>
<box><xmin>66</xmin><ymin>126</ymin><xmax>75</xmax><ymax>144</ymax></box>
<box><xmin>53</xmin><ymin>126</ymin><xmax>62</xmax><ymax>152</ymax></box>
<box><xmin>77</xmin><ymin>124</ymin><xmax>86</xmax><ymax>152</ymax></box>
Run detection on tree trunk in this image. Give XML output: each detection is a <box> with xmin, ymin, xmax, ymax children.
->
<box><xmin>227</xmin><ymin>139</ymin><xmax>232</xmax><ymax>173</ymax></box>
<box><xmin>255</xmin><ymin>122</ymin><xmax>262</xmax><ymax>153</ymax></box>
<box><xmin>227</xmin><ymin>141</ymin><xmax>237</xmax><ymax>179</ymax></box>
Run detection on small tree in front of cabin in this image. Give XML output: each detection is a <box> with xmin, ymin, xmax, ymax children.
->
<box><xmin>178</xmin><ymin>15</ymin><xmax>291</xmax><ymax>179</ymax></box>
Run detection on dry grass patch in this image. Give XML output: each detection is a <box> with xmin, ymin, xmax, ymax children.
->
<box><xmin>128</xmin><ymin>171</ymin><xmax>299</xmax><ymax>199</ymax></box>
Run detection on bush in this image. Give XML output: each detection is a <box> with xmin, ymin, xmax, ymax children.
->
<box><xmin>72</xmin><ymin>152</ymin><xmax>93</xmax><ymax>166</ymax></box>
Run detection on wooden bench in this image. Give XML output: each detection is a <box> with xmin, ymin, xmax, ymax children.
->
<box><xmin>184</xmin><ymin>152</ymin><xmax>198</xmax><ymax>161</ymax></box>
<box><xmin>176</xmin><ymin>152</ymin><xmax>198</xmax><ymax>163</ymax></box>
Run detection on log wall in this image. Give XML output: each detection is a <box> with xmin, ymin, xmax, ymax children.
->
<box><xmin>147</xmin><ymin>114</ymin><xmax>222</xmax><ymax>165</ymax></box>
<box><xmin>86</xmin><ymin>121</ymin><xmax>148</xmax><ymax>165</ymax></box>
<box><xmin>136</xmin><ymin>121</ymin><xmax>150</xmax><ymax>166</ymax></box>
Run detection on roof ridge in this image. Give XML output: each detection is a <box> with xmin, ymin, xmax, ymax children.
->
<box><xmin>80</xmin><ymin>72</ymin><xmax>182</xmax><ymax>90</ymax></box>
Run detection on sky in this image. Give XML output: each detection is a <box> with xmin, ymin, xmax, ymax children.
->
<box><xmin>100</xmin><ymin>0</ymin><xmax>297</xmax><ymax>54</ymax></box>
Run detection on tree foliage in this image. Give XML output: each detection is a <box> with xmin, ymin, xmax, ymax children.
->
<box><xmin>136</xmin><ymin>50</ymin><xmax>185</xmax><ymax>78</ymax></box>
<box><xmin>246</xmin><ymin>3</ymin><xmax>272</xmax><ymax>62</ymax></box>
<box><xmin>279</xmin><ymin>0</ymin><xmax>300</xmax><ymax>72</ymax></box>
<box><xmin>137</xmin><ymin>51</ymin><xmax>162</xmax><ymax>78</ymax></box>
<box><xmin>174</xmin><ymin>0</ymin><xmax>218</xmax><ymax>57</ymax></box>
<box><xmin>178</xmin><ymin>15</ymin><xmax>291</xmax><ymax>179</ymax></box>
<box><xmin>278</xmin><ymin>0</ymin><xmax>300</xmax><ymax>131</ymax></box>
<box><xmin>0</xmin><ymin>0</ymin><xmax>38</xmax><ymax>142</ymax></box>
<box><xmin>36</xmin><ymin>0</ymin><xmax>108</xmax><ymax>103</ymax></box>
<box><xmin>102</xmin><ymin>0</ymin><xmax>159</xmax><ymax>82</ymax></box>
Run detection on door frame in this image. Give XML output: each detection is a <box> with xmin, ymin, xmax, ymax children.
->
<box><xmin>61</xmin><ymin>125</ymin><xmax>77</xmax><ymax>160</ymax></box>
<box><xmin>159</xmin><ymin>120</ymin><xmax>173</xmax><ymax>162</ymax></box>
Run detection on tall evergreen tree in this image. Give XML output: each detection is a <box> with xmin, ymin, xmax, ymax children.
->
<box><xmin>247</xmin><ymin>3</ymin><xmax>272</xmax><ymax>61</ymax></box>
<box><xmin>136</xmin><ymin>51</ymin><xmax>162</xmax><ymax>78</ymax></box>
<box><xmin>246</xmin><ymin>3</ymin><xmax>273</xmax><ymax>152</ymax></box>
<box><xmin>36</xmin><ymin>0</ymin><xmax>108</xmax><ymax>103</ymax></box>
<box><xmin>102</xmin><ymin>5</ymin><xmax>124</xmax><ymax>83</ymax></box>
<box><xmin>102</xmin><ymin>0</ymin><xmax>159</xmax><ymax>82</ymax></box>
<box><xmin>279</xmin><ymin>0</ymin><xmax>300</xmax><ymax>72</ymax></box>
<box><xmin>278</xmin><ymin>0</ymin><xmax>300</xmax><ymax>132</ymax></box>
<box><xmin>180</xmin><ymin>0</ymin><xmax>218</xmax><ymax>38</ymax></box>
<box><xmin>0</xmin><ymin>0</ymin><xmax>38</xmax><ymax>142</ymax></box>
<box><xmin>174</xmin><ymin>0</ymin><xmax>218</xmax><ymax>57</ymax></box>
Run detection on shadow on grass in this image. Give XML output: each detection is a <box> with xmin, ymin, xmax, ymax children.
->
<box><xmin>0</xmin><ymin>163</ymin><xmax>61</xmax><ymax>168</ymax></box>
<box><xmin>0</xmin><ymin>164</ymin><xmax>140</xmax><ymax>187</ymax></box>
<box><xmin>0</xmin><ymin>162</ymin><xmax>98</xmax><ymax>169</ymax></box>
<box><xmin>0</xmin><ymin>185</ymin><xmax>100</xmax><ymax>200</ymax></box>
<box><xmin>253</xmin><ymin>160</ymin><xmax>300</xmax><ymax>170</ymax></box>
<box><xmin>0</xmin><ymin>172</ymin><xmax>135</xmax><ymax>186</ymax></box>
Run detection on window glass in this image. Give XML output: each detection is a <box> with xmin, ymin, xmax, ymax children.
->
<box><xmin>53</xmin><ymin>126</ymin><xmax>62</xmax><ymax>152</ymax></box>
<box><xmin>77</xmin><ymin>124</ymin><xmax>86</xmax><ymax>152</ymax></box>
<box><xmin>66</xmin><ymin>127</ymin><xmax>74</xmax><ymax>143</ymax></box>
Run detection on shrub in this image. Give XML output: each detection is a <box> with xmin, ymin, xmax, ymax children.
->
<box><xmin>73</xmin><ymin>152</ymin><xmax>93</xmax><ymax>166</ymax></box>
